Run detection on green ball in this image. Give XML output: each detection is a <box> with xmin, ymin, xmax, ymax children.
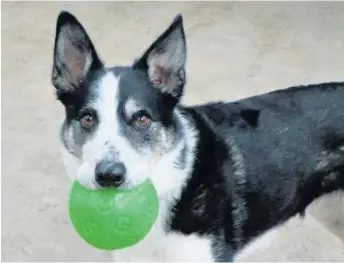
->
<box><xmin>68</xmin><ymin>178</ymin><xmax>159</xmax><ymax>250</ymax></box>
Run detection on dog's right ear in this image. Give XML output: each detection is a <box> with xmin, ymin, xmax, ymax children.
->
<box><xmin>51</xmin><ymin>11</ymin><xmax>103</xmax><ymax>93</ymax></box>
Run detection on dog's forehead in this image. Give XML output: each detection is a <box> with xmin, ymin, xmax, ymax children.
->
<box><xmin>83</xmin><ymin>67</ymin><xmax>164</xmax><ymax>120</ymax></box>
<box><xmin>99</xmin><ymin>67</ymin><xmax>161</xmax><ymax>110</ymax></box>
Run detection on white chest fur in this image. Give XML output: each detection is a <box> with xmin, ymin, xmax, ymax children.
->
<box><xmin>111</xmin><ymin>200</ymin><xmax>214</xmax><ymax>262</ymax></box>
<box><xmin>111</xmin><ymin>226</ymin><xmax>214</xmax><ymax>262</ymax></box>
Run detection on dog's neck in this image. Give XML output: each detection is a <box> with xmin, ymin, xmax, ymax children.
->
<box><xmin>150</xmin><ymin>106</ymin><xmax>199</xmax><ymax>202</ymax></box>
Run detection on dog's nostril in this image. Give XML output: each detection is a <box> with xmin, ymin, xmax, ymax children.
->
<box><xmin>95</xmin><ymin>161</ymin><xmax>126</xmax><ymax>187</ymax></box>
<box><xmin>96</xmin><ymin>172</ymin><xmax>124</xmax><ymax>186</ymax></box>
<box><xmin>113</xmin><ymin>174</ymin><xmax>124</xmax><ymax>184</ymax></box>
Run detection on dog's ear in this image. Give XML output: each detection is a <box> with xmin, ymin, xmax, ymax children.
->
<box><xmin>134</xmin><ymin>14</ymin><xmax>187</xmax><ymax>100</ymax></box>
<box><xmin>51</xmin><ymin>11</ymin><xmax>103</xmax><ymax>93</ymax></box>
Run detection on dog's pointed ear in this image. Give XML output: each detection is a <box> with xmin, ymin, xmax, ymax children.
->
<box><xmin>52</xmin><ymin>11</ymin><xmax>103</xmax><ymax>93</ymax></box>
<box><xmin>134</xmin><ymin>14</ymin><xmax>187</xmax><ymax>99</ymax></box>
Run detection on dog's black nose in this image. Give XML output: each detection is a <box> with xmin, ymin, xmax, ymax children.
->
<box><xmin>95</xmin><ymin>160</ymin><xmax>126</xmax><ymax>187</ymax></box>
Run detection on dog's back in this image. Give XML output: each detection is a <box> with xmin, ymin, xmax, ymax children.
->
<box><xmin>184</xmin><ymin>81</ymin><xmax>344</xmax><ymax>257</ymax></box>
<box><xmin>193</xmin><ymin>82</ymin><xmax>344</xmax><ymax>174</ymax></box>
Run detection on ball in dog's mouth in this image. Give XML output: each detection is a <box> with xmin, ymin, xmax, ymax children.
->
<box><xmin>68</xmin><ymin>178</ymin><xmax>159</xmax><ymax>250</ymax></box>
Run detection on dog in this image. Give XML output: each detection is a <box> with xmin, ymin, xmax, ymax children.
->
<box><xmin>51</xmin><ymin>11</ymin><xmax>344</xmax><ymax>262</ymax></box>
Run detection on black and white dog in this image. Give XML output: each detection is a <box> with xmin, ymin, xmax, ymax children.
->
<box><xmin>51</xmin><ymin>11</ymin><xmax>344</xmax><ymax>262</ymax></box>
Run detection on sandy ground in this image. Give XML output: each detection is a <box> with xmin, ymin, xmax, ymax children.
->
<box><xmin>2</xmin><ymin>1</ymin><xmax>344</xmax><ymax>262</ymax></box>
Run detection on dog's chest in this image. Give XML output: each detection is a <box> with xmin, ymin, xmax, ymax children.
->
<box><xmin>111</xmin><ymin>210</ymin><xmax>214</xmax><ymax>262</ymax></box>
<box><xmin>111</xmin><ymin>231</ymin><xmax>214</xmax><ymax>262</ymax></box>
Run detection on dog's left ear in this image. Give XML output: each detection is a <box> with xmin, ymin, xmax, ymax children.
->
<box><xmin>134</xmin><ymin>14</ymin><xmax>187</xmax><ymax>100</ymax></box>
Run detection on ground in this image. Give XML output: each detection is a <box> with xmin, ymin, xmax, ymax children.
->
<box><xmin>2</xmin><ymin>1</ymin><xmax>344</xmax><ymax>262</ymax></box>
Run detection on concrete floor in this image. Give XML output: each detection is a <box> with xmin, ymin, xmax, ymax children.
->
<box><xmin>2</xmin><ymin>1</ymin><xmax>344</xmax><ymax>262</ymax></box>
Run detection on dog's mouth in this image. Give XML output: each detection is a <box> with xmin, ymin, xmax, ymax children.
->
<box><xmin>78</xmin><ymin>177</ymin><xmax>156</xmax><ymax>194</ymax></box>
<box><xmin>90</xmin><ymin>174</ymin><xmax>144</xmax><ymax>191</ymax></box>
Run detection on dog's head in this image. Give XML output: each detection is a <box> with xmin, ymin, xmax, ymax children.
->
<box><xmin>52</xmin><ymin>11</ymin><xmax>194</xmax><ymax>195</ymax></box>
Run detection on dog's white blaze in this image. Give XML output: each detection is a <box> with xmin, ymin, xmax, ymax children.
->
<box><xmin>80</xmin><ymin>72</ymin><xmax>150</xmax><ymax>190</ymax></box>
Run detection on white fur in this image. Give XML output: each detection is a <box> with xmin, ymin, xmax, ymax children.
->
<box><xmin>60</xmin><ymin>71</ymin><xmax>214</xmax><ymax>261</ymax></box>
<box><xmin>124</xmin><ymin>97</ymin><xmax>141</xmax><ymax>119</ymax></box>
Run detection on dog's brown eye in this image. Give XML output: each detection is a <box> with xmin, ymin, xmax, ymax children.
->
<box><xmin>136</xmin><ymin>115</ymin><xmax>150</xmax><ymax>127</ymax></box>
<box><xmin>81</xmin><ymin>114</ymin><xmax>95</xmax><ymax>128</ymax></box>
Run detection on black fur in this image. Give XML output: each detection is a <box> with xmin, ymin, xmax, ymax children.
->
<box><xmin>169</xmin><ymin>82</ymin><xmax>344</xmax><ymax>261</ymax></box>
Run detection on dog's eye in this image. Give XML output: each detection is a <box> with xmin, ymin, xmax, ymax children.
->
<box><xmin>80</xmin><ymin>113</ymin><xmax>96</xmax><ymax>129</ymax></box>
<box><xmin>135</xmin><ymin>114</ymin><xmax>150</xmax><ymax>128</ymax></box>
